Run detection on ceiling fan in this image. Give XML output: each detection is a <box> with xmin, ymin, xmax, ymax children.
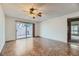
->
<box><xmin>29</xmin><ymin>7</ymin><xmax>42</xmax><ymax>19</ymax></box>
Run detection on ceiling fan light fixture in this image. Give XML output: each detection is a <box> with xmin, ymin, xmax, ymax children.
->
<box><xmin>24</xmin><ymin>7</ymin><xmax>43</xmax><ymax>19</ymax></box>
<box><xmin>37</xmin><ymin>12</ymin><xmax>42</xmax><ymax>17</ymax></box>
<box><xmin>33</xmin><ymin>16</ymin><xmax>35</xmax><ymax>19</ymax></box>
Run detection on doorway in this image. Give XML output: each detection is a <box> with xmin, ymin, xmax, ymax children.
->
<box><xmin>16</xmin><ymin>21</ymin><xmax>34</xmax><ymax>39</ymax></box>
<box><xmin>67</xmin><ymin>18</ymin><xmax>79</xmax><ymax>46</ymax></box>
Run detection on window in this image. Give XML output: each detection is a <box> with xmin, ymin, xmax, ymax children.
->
<box><xmin>71</xmin><ymin>24</ymin><xmax>79</xmax><ymax>35</ymax></box>
<box><xmin>16</xmin><ymin>22</ymin><xmax>33</xmax><ymax>39</ymax></box>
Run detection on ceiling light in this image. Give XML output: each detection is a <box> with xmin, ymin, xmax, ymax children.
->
<box><xmin>24</xmin><ymin>7</ymin><xmax>42</xmax><ymax>19</ymax></box>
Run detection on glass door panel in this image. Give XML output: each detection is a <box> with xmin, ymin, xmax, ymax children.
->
<box><xmin>16</xmin><ymin>22</ymin><xmax>27</xmax><ymax>39</ymax></box>
<box><xmin>26</xmin><ymin>24</ymin><xmax>33</xmax><ymax>37</ymax></box>
<box><xmin>16</xmin><ymin>22</ymin><xmax>33</xmax><ymax>39</ymax></box>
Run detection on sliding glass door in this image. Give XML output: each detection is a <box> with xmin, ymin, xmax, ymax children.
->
<box><xmin>16</xmin><ymin>22</ymin><xmax>33</xmax><ymax>39</ymax></box>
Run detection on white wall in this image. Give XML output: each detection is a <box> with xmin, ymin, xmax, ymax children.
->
<box><xmin>35</xmin><ymin>22</ymin><xmax>40</xmax><ymax>36</ymax></box>
<box><xmin>5</xmin><ymin>16</ymin><xmax>40</xmax><ymax>41</ymax></box>
<box><xmin>0</xmin><ymin>5</ymin><xmax>5</xmax><ymax>52</ymax></box>
<box><xmin>40</xmin><ymin>11</ymin><xmax>79</xmax><ymax>43</ymax></box>
<box><xmin>5</xmin><ymin>16</ymin><xmax>16</xmax><ymax>41</ymax></box>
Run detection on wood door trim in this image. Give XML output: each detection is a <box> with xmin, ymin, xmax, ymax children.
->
<box><xmin>33</xmin><ymin>23</ymin><xmax>35</xmax><ymax>37</ymax></box>
<box><xmin>67</xmin><ymin>18</ymin><xmax>71</xmax><ymax>43</ymax></box>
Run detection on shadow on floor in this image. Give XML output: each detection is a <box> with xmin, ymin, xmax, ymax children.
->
<box><xmin>0</xmin><ymin>53</ymin><xmax>3</xmax><ymax>56</ymax></box>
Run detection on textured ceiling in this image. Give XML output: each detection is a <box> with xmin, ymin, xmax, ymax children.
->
<box><xmin>2</xmin><ymin>3</ymin><xmax>79</xmax><ymax>22</ymax></box>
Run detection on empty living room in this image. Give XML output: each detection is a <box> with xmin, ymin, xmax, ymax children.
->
<box><xmin>1</xmin><ymin>3</ymin><xmax>79</xmax><ymax>56</ymax></box>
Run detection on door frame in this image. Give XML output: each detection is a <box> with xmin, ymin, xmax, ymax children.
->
<box><xmin>15</xmin><ymin>21</ymin><xmax>35</xmax><ymax>39</ymax></box>
<box><xmin>67</xmin><ymin>17</ymin><xmax>79</xmax><ymax>43</ymax></box>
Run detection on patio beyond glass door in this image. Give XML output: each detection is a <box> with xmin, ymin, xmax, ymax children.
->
<box><xmin>16</xmin><ymin>22</ymin><xmax>33</xmax><ymax>39</ymax></box>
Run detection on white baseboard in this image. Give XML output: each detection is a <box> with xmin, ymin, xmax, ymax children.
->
<box><xmin>40</xmin><ymin>36</ymin><xmax>67</xmax><ymax>43</ymax></box>
<box><xmin>0</xmin><ymin>41</ymin><xmax>5</xmax><ymax>53</ymax></box>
